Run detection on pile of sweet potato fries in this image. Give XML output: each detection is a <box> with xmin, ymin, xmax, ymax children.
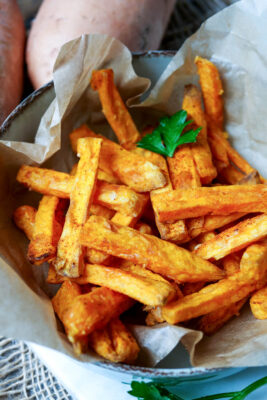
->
<box><xmin>13</xmin><ymin>57</ymin><xmax>267</xmax><ymax>364</ymax></box>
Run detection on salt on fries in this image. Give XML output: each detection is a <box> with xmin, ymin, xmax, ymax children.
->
<box><xmin>13</xmin><ymin>59</ymin><xmax>267</xmax><ymax>364</ymax></box>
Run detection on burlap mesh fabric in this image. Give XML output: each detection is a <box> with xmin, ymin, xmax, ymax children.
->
<box><xmin>0</xmin><ymin>0</ymin><xmax>237</xmax><ymax>398</ymax></box>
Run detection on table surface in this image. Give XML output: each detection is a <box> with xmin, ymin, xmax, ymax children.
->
<box><xmin>3</xmin><ymin>1</ymin><xmax>266</xmax><ymax>400</ymax></box>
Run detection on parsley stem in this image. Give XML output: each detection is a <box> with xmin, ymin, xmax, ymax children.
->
<box><xmin>193</xmin><ymin>376</ymin><xmax>267</xmax><ymax>400</ymax></box>
<box><xmin>193</xmin><ymin>392</ymin><xmax>236</xmax><ymax>400</ymax></box>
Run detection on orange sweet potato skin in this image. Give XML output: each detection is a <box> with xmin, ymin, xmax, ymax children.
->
<box><xmin>26</xmin><ymin>0</ymin><xmax>176</xmax><ymax>88</ymax></box>
<box><xmin>0</xmin><ymin>0</ymin><xmax>25</xmax><ymax>123</ymax></box>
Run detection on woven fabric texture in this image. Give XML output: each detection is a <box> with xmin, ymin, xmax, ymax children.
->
<box><xmin>0</xmin><ymin>0</ymin><xmax>237</xmax><ymax>398</ymax></box>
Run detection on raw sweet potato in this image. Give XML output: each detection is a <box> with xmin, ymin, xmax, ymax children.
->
<box><xmin>0</xmin><ymin>0</ymin><xmax>25</xmax><ymax>123</ymax></box>
<box><xmin>26</xmin><ymin>0</ymin><xmax>176</xmax><ymax>88</ymax></box>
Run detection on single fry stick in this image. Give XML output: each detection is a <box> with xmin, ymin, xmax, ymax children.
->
<box><xmin>162</xmin><ymin>243</ymin><xmax>267</xmax><ymax>325</ymax></box>
<box><xmin>52</xmin><ymin>281</ymin><xmax>88</xmax><ymax>355</ymax></box>
<box><xmin>69</xmin><ymin>126</ymin><xmax>166</xmax><ymax>192</ymax></box>
<box><xmin>135</xmin><ymin>144</ymin><xmax>190</xmax><ymax>243</ymax></box>
<box><xmin>208</xmin><ymin>120</ymin><xmax>256</xmax><ymax>176</ymax></box>
<box><xmin>218</xmin><ymin>164</ymin><xmax>245</xmax><ymax>185</ymax></box>
<box><xmin>55</xmin><ymin>138</ymin><xmax>102</xmax><ymax>277</ymax></box>
<box><xmin>208</xmin><ymin>135</ymin><xmax>229</xmax><ymax>170</ymax></box>
<box><xmin>86</xmin><ymin>211</ymin><xmax>140</xmax><ymax>265</ymax></box>
<box><xmin>63</xmin><ymin>287</ymin><xmax>134</xmax><ymax>340</ymax></box>
<box><xmin>151</xmin><ymin>185</ymin><xmax>267</xmax><ymax>222</ymax></box>
<box><xmin>81</xmin><ymin>216</ymin><xmax>225</xmax><ymax>283</ymax></box>
<box><xmin>182</xmin><ymin>84</ymin><xmax>217</xmax><ymax>184</ymax></box>
<box><xmin>27</xmin><ymin>196</ymin><xmax>61</xmax><ymax>265</ymax></box>
<box><xmin>167</xmin><ymin>145</ymin><xmax>201</xmax><ymax>189</ymax></box>
<box><xmin>250</xmin><ymin>286</ymin><xmax>267</xmax><ymax>320</ymax></box>
<box><xmin>48</xmin><ymin>262</ymin><xmax>175</xmax><ymax>306</ymax></box>
<box><xmin>91</xmin><ymin>69</ymin><xmax>141</xmax><ymax>150</ymax></box>
<box><xmin>13</xmin><ymin>205</ymin><xmax>36</xmax><ymax>240</ymax></box>
<box><xmin>95</xmin><ymin>181</ymin><xmax>148</xmax><ymax>218</ymax></box>
<box><xmin>197</xmin><ymin>297</ymin><xmax>247</xmax><ymax>335</ymax></box>
<box><xmin>89</xmin><ymin>318</ymin><xmax>140</xmax><ymax>364</ymax></box>
<box><xmin>194</xmin><ymin>214</ymin><xmax>267</xmax><ymax>261</ymax></box>
<box><xmin>188</xmin><ymin>213</ymin><xmax>245</xmax><ymax>239</ymax></box>
<box><xmin>195</xmin><ymin>56</ymin><xmax>224</xmax><ymax>129</ymax></box>
<box><xmin>17</xmin><ymin>165</ymin><xmax>148</xmax><ymax>217</ymax></box>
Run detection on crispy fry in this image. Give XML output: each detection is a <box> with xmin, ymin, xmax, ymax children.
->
<box><xmin>208</xmin><ymin>120</ymin><xmax>256</xmax><ymax>176</ymax></box>
<box><xmin>81</xmin><ymin>216</ymin><xmax>225</xmax><ymax>283</ymax></box>
<box><xmin>55</xmin><ymin>138</ymin><xmax>101</xmax><ymax>277</ymax></box>
<box><xmin>13</xmin><ymin>205</ymin><xmax>36</xmax><ymax>240</ymax></box>
<box><xmin>95</xmin><ymin>181</ymin><xmax>149</xmax><ymax>218</ymax></box>
<box><xmin>47</xmin><ymin>262</ymin><xmax>175</xmax><ymax>307</ymax></box>
<box><xmin>145</xmin><ymin>306</ymin><xmax>165</xmax><ymax>326</ymax></box>
<box><xmin>89</xmin><ymin>204</ymin><xmax>115</xmax><ymax>220</ymax></box>
<box><xmin>208</xmin><ymin>135</ymin><xmax>229</xmax><ymax>170</ymax></box>
<box><xmin>27</xmin><ymin>196</ymin><xmax>60</xmax><ymax>265</ymax></box>
<box><xmin>135</xmin><ymin>222</ymin><xmax>153</xmax><ymax>235</ymax></box>
<box><xmin>240</xmin><ymin>240</ymin><xmax>267</xmax><ymax>284</ymax></box>
<box><xmin>63</xmin><ymin>287</ymin><xmax>134</xmax><ymax>340</ymax></box>
<box><xmin>182</xmin><ymin>281</ymin><xmax>206</xmax><ymax>296</ymax></box>
<box><xmin>91</xmin><ymin>69</ymin><xmax>141</xmax><ymax>149</ymax></box>
<box><xmin>135</xmin><ymin>144</ymin><xmax>189</xmax><ymax>243</ymax></box>
<box><xmin>188</xmin><ymin>213</ymin><xmax>245</xmax><ymax>239</ymax></box>
<box><xmin>52</xmin><ymin>281</ymin><xmax>89</xmax><ymax>355</ymax></box>
<box><xmin>222</xmin><ymin>252</ymin><xmax>241</xmax><ymax>276</ymax></box>
<box><xmin>89</xmin><ymin>317</ymin><xmax>140</xmax><ymax>364</ymax></box>
<box><xmin>162</xmin><ymin>244</ymin><xmax>267</xmax><ymax>325</ymax></box>
<box><xmin>218</xmin><ymin>164</ymin><xmax>245</xmax><ymax>185</ymax></box>
<box><xmin>69</xmin><ymin>126</ymin><xmax>166</xmax><ymax>192</ymax></box>
<box><xmin>194</xmin><ymin>214</ymin><xmax>267</xmax><ymax>260</ymax></box>
<box><xmin>97</xmin><ymin>169</ymin><xmax>121</xmax><ymax>184</ymax></box>
<box><xmin>182</xmin><ymin>85</ymin><xmax>217</xmax><ymax>184</ymax></box>
<box><xmin>195</xmin><ymin>56</ymin><xmax>224</xmax><ymax>129</ymax></box>
<box><xmin>151</xmin><ymin>185</ymin><xmax>267</xmax><ymax>222</ymax></box>
<box><xmin>250</xmin><ymin>286</ymin><xmax>267</xmax><ymax>320</ymax></box>
<box><xmin>197</xmin><ymin>298</ymin><xmax>247</xmax><ymax>335</ymax></box>
<box><xmin>17</xmin><ymin>165</ymin><xmax>148</xmax><ymax>217</ymax></box>
<box><xmin>168</xmin><ymin>145</ymin><xmax>201</xmax><ymax>189</ymax></box>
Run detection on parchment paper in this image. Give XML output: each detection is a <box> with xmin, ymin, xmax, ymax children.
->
<box><xmin>0</xmin><ymin>0</ymin><xmax>267</xmax><ymax>368</ymax></box>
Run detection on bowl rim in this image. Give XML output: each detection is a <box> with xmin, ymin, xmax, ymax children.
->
<box><xmin>1</xmin><ymin>49</ymin><xmax>226</xmax><ymax>378</ymax></box>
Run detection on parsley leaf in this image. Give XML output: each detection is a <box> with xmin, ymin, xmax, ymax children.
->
<box><xmin>127</xmin><ymin>376</ymin><xmax>267</xmax><ymax>400</ymax></box>
<box><xmin>137</xmin><ymin>110</ymin><xmax>201</xmax><ymax>157</ymax></box>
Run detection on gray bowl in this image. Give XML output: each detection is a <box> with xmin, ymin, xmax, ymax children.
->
<box><xmin>1</xmin><ymin>51</ymin><xmax>243</xmax><ymax>385</ymax></box>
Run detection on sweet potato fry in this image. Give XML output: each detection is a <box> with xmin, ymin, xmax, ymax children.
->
<box><xmin>47</xmin><ymin>262</ymin><xmax>175</xmax><ymax>307</ymax></box>
<box><xmin>167</xmin><ymin>145</ymin><xmax>201</xmax><ymax>189</ymax></box>
<box><xmin>89</xmin><ymin>317</ymin><xmax>140</xmax><ymax>364</ymax></box>
<box><xmin>188</xmin><ymin>213</ymin><xmax>245</xmax><ymax>239</ymax></box>
<box><xmin>55</xmin><ymin>138</ymin><xmax>101</xmax><ymax>277</ymax></box>
<box><xmin>13</xmin><ymin>205</ymin><xmax>36</xmax><ymax>240</ymax></box>
<box><xmin>81</xmin><ymin>216</ymin><xmax>225</xmax><ymax>283</ymax></box>
<box><xmin>162</xmin><ymin>244</ymin><xmax>267</xmax><ymax>325</ymax></box>
<box><xmin>208</xmin><ymin>135</ymin><xmax>229</xmax><ymax>170</ymax></box>
<box><xmin>63</xmin><ymin>287</ymin><xmax>134</xmax><ymax>341</ymax></box>
<box><xmin>91</xmin><ymin>69</ymin><xmax>141</xmax><ymax>150</ymax></box>
<box><xmin>197</xmin><ymin>297</ymin><xmax>248</xmax><ymax>335</ymax></box>
<box><xmin>222</xmin><ymin>252</ymin><xmax>242</xmax><ymax>276</ymax></box>
<box><xmin>136</xmin><ymin>144</ymin><xmax>189</xmax><ymax>243</ymax></box>
<box><xmin>182</xmin><ymin>84</ymin><xmax>217</xmax><ymax>184</ymax></box>
<box><xmin>69</xmin><ymin>126</ymin><xmax>166</xmax><ymax>192</ymax></box>
<box><xmin>135</xmin><ymin>222</ymin><xmax>153</xmax><ymax>235</ymax></box>
<box><xmin>151</xmin><ymin>185</ymin><xmax>267</xmax><ymax>222</ymax></box>
<box><xmin>89</xmin><ymin>204</ymin><xmax>115</xmax><ymax>220</ymax></box>
<box><xmin>27</xmin><ymin>196</ymin><xmax>60</xmax><ymax>265</ymax></box>
<box><xmin>250</xmin><ymin>286</ymin><xmax>267</xmax><ymax>320</ymax></box>
<box><xmin>195</xmin><ymin>56</ymin><xmax>224</xmax><ymax>129</ymax></box>
<box><xmin>17</xmin><ymin>165</ymin><xmax>148</xmax><ymax>217</ymax></box>
<box><xmin>194</xmin><ymin>214</ymin><xmax>267</xmax><ymax>261</ymax></box>
<box><xmin>52</xmin><ymin>281</ymin><xmax>89</xmax><ymax>355</ymax></box>
<box><xmin>97</xmin><ymin>169</ymin><xmax>121</xmax><ymax>184</ymax></box>
<box><xmin>218</xmin><ymin>164</ymin><xmax>245</xmax><ymax>185</ymax></box>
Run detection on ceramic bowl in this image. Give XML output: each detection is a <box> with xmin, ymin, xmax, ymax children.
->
<box><xmin>1</xmin><ymin>51</ymin><xmax>243</xmax><ymax>385</ymax></box>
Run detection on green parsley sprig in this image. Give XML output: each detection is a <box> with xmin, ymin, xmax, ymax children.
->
<box><xmin>136</xmin><ymin>110</ymin><xmax>201</xmax><ymax>157</ymax></box>
<box><xmin>128</xmin><ymin>376</ymin><xmax>267</xmax><ymax>400</ymax></box>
